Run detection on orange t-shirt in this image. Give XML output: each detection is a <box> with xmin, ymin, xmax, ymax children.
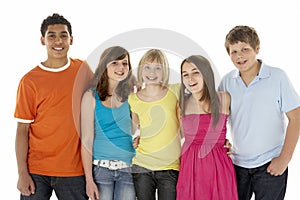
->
<box><xmin>14</xmin><ymin>58</ymin><xmax>93</xmax><ymax>176</ymax></box>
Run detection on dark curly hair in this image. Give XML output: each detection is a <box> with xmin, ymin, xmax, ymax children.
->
<box><xmin>40</xmin><ymin>13</ymin><xmax>72</xmax><ymax>37</ymax></box>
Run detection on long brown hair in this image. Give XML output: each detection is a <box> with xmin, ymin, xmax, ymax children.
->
<box><xmin>179</xmin><ymin>55</ymin><xmax>220</xmax><ymax>126</ymax></box>
<box><xmin>92</xmin><ymin>46</ymin><xmax>134</xmax><ymax>102</ymax></box>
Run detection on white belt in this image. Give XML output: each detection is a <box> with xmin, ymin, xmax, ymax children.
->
<box><xmin>93</xmin><ymin>160</ymin><xmax>131</xmax><ymax>170</ymax></box>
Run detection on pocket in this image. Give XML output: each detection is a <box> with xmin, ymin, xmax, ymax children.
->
<box><xmin>167</xmin><ymin>170</ymin><xmax>179</xmax><ymax>181</ymax></box>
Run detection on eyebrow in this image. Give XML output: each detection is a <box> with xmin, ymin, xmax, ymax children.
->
<box><xmin>46</xmin><ymin>31</ymin><xmax>69</xmax><ymax>35</ymax></box>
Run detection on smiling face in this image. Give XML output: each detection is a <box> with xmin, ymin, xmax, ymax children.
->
<box><xmin>228</xmin><ymin>41</ymin><xmax>260</xmax><ymax>74</ymax></box>
<box><xmin>181</xmin><ymin>61</ymin><xmax>204</xmax><ymax>95</ymax></box>
<box><xmin>41</xmin><ymin>24</ymin><xmax>73</xmax><ymax>60</ymax></box>
<box><xmin>106</xmin><ymin>56</ymin><xmax>129</xmax><ymax>84</ymax></box>
<box><xmin>141</xmin><ymin>62</ymin><xmax>163</xmax><ymax>86</ymax></box>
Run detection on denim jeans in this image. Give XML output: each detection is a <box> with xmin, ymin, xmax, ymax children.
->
<box><xmin>234</xmin><ymin>162</ymin><xmax>288</xmax><ymax>200</ymax></box>
<box><xmin>132</xmin><ymin>165</ymin><xmax>178</xmax><ymax>200</ymax></box>
<box><xmin>93</xmin><ymin>165</ymin><xmax>135</xmax><ymax>200</ymax></box>
<box><xmin>20</xmin><ymin>174</ymin><xmax>88</xmax><ymax>200</ymax></box>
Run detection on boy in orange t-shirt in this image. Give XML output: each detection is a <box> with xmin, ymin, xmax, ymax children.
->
<box><xmin>14</xmin><ymin>13</ymin><xmax>93</xmax><ymax>199</ymax></box>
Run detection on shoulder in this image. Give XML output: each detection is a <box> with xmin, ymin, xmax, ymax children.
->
<box><xmin>128</xmin><ymin>93</ymin><xmax>137</xmax><ymax>103</ymax></box>
<box><xmin>262</xmin><ymin>62</ymin><xmax>287</xmax><ymax>77</ymax></box>
<box><xmin>168</xmin><ymin>83</ymin><xmax>180</xmax><ymax>98</ymax></box>
<box><xmin>70</xmin><ymin>57</ymin><xmax>84</xmax><ymax>64</ymax></box>
<box><xmin>83</xmin><ymin>87</ymin><xmax>94</xmax><ymax>97</ymax></box>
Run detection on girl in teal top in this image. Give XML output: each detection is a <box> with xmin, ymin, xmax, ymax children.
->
<box><xmin>81</xmin><ymin>46</ymin><xmax>136</xmax><ymax>200</ymax></box>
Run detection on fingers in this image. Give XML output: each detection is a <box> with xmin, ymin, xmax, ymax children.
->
<box><xmin>18</xmin><ymin>179</ymin><xmax>35</xmax><ymax>196</ymax></box>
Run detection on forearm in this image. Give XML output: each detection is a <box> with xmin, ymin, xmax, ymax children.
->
<box><xmin>279</xmin><ymin>107</ymin><xmax>300</xmax><ymax>163</ymax></box>
<box><xmin>81</xmin><ymin>146</ymin><xmax>94</xmax><ymax>182</ymax></box>
<box><xmin>15</xmin><ymin>122</ymin><xmax>30</xmax><ymax>175</ymax></box>
<box><xmin>279</xmin><ymin>121</ymin><xmax>300</xmax><ymax>163</ymax></box>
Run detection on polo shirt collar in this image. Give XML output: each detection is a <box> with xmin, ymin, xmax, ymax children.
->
<box><xmin>232</xmin><ymin>59</ymin><xmax>270</xmax><ymax>80</ymax></box>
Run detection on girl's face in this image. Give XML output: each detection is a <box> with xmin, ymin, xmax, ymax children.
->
<box><xmin>228</xmin><ymin>41</ymin><xmax>259</xmax><ymax>74</ymax></box>
<box><xmin>141</xmin><ymin>62</ymin><xmax>163</xmax><ymax>85</ymax></box>
<box><xmin>107</xmin><ymin>56</ymin><xmax>129</xmax><ymax>82</ymax></box>
<box><xmin>181</xmin><ymin>61</ymin><xmax>204</xmax><ymax>95</ymax></box>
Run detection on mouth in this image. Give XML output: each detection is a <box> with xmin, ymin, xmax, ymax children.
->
<box><xmin>115</xmin><ymin>71</ymin><xmax>125</xmax><ymax>76</ymax></box>
<box><xmin>52</xmin><ymin>47</ymin><xmax>64</xmax><ymax>52</ymax></box>
<box><xmin>145</xmin><ymin>76</ymin><xmax>158</xmax><ymax>81</ymax></box>
<box><xmin>237</xmin><ymin>59</ymin><xmax>247</xmax><ymax>65</ymax></box>
<box><xmin>188</xmin><ymin>82</ymin><xmax>198</xmax><ymax>87</ymax></box>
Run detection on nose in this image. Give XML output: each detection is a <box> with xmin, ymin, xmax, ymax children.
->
<box><xmin>237</xmin><ymin>51</ymin><xmax>244</xmax><ymax>58</ymax></box>
<box><xmin>54</xmin><ymin>37</ymin><xmax>63</xmax><ymax>44</ymax></box>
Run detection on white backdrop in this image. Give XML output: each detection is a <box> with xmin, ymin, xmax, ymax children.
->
<box><xmin>1</xmin><ymin>0</ymin><xmax>299</xmax><ymax>199</ymax></box>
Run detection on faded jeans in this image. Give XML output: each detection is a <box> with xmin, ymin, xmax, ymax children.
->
<box><xmin>93</xmin><ymin>165</ymin><xmax>135</xmax><ymax>200</ymax></box>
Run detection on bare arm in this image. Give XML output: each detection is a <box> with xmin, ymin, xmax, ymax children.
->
<box><xmin>267</xmin><ymin>106</ymin><xmax>300</xmax><ymax>176</ymax></box>
<box><xmin>81</xmin><ymin>90</ymin><xmax>99</xmax><ymax>200</ymax></box>
<box><xmin>176</xmin><ymin>101</ymin><xmax>184</xmax><ymax>139</ymax></box>
<box><xmin>131</xmin><ymin>112</ymin><xmax>140</xmax><ymax>149</ymax></box>
<box><xmin>15</xmin><ymin>122</ymin><xmax>35</xmax><ymax>196</ymax></box>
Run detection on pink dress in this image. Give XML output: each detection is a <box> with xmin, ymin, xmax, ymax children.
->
<box><xmin>176</xmin><ymin>113</ymin><xmax>238</xmax><ymax>200</ymax></box>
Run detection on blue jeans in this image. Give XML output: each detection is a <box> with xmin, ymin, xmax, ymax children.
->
<box><xmin>20</xmin><ymin>174</ymin><xmax>88</xmax><ymax>200</ymax></box>
<box><xmin>234</xmin><ymin>162</ymin><xmax>288</xmax><ymax>200</ymax></box>
<box><xmin>132</xmin><ymin>165</ymin><xmax>178</xmax><ymax>200</ymax></box>
<box><xmin>93</xmin><ymin>165</ymin><xmax>135</xmax><ymax>200</ymax></box>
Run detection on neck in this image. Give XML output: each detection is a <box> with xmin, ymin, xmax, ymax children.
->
<box><xmin>42</xmin><ymin>57</ymin><xmax>69</xmax><ymax>69</ymax></box>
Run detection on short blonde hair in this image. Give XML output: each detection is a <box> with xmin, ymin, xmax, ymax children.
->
<box><xmin>137</xmin><ymin>49</ymin><xmax>170</xmax><ymax>87</ymax></box>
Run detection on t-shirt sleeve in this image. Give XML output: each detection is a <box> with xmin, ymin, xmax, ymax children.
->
<box><xmin>14</xmin><ymin>77</ymin><xmax>36</xmax><ymax>122</ymax></box>
<box><xmin>128</xmin><ymin>93</ymin><xmax>137</xmax><ymax>113</ymax></box>
<box><xmin>169</xmin><ymin>83</ymin><xmax>180</xmax><ymax>99</ymax></box>
<box><xmin>279</xmin><ymin>71</ymin><xmax>300</xmax><ymax>113</ymax></box>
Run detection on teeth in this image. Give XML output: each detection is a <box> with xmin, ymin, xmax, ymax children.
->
<box><xmin>54</xmin><ymin>47</ymin><xmax>63</xmax><ymax>50</ymax></box>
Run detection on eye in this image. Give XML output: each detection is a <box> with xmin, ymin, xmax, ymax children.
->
<box><xmin>144</xmin><ymin>65</ymin><xmax>150</xmax><ymax>70</ymax></box>
<box><xmin>123</xmin><ymin>62</ymin><xmax>128</xmax><ymax>66</ymax></box>
<box><xmin>242</xmin><ymin>47</ymin><xmax>249</xmax><ymax>52</ymax></box>
<box><xmin>61</xmin><ymin>34</ymin><xmax>68</xmax><ymax>38</ymax></box>
<box><xmin>111</xmin><ymin>61</ymin><xmax>118</xmax><ymax>65</ymax></box>
<box><xmin>47</xmin><ymin>34</ymin><xmax>55</xmax><ymax>39</ymax></box>
<box><xmin>230</xmin><ymin>50</ymin><xmax>237</xmax><ymax>55</ymax></box>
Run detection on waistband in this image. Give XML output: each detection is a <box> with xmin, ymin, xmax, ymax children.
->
<box><xmin>93</xmin><ymin>160</ymin><xmax>131</xmax><ymax>170</ymax></box>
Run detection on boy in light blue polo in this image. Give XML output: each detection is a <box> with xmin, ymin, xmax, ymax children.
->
<box><xmin>218</xmin><ymin>25</ymin><xmax>300</xmax><ymax>200</ymax></box>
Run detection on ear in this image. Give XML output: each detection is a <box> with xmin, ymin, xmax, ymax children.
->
<box><xmin>255</xmin><ymin>45</ymin><xmax>260</xmax><ymax>54</ymax></box>
<box><xmin>40</xmin><ymin>37</ymin><xmax>45</xmax><ymax>45</ymax></box>
<box><xmin>70</xmin><ymin>36</ymin><xmax>73</xmax><ymax>45</ymax></box>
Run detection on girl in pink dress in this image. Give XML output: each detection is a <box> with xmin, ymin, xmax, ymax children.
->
<box><xmin>176</xmin><ymin>55</ymin><xmax>238</xmax><ymax>200</ymax></box>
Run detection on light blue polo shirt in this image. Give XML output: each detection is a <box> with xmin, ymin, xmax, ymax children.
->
<box><xmin>218</xmin><ymin>60</ymin><xmax>300</xmax><ymax>168</ymax></box>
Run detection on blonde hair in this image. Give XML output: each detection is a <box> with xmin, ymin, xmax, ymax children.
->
<box><xmin>137</xmin><ymin>49</ymin><xmax>169</xmax><ymax>87</ymax></box>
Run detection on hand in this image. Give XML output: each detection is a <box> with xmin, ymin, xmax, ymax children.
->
<box><xmin>17</xmin><ymin>173</ymin><xmax>35</xmax><ymax>196</ymax></box>
<box><xmin>86</xmin><ymin>180</ymin><xmax>99</xmax><ymax>200</ymax></box>
<box><xmin>224</xmin><ymin>139</ymin><xmax>232</xmax><ymax>155</ymax></box>
<box><xmin>266</xmin><ymin>156</ymin><xmax>288</xmax><ymax>176</ymax></box>
<box><xmin>133</xmin><ymin>136</ymin><xmax>140</xmax><ymax>149</ymax></box>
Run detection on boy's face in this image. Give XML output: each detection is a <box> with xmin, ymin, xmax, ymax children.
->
<box><xmin>40</xmin><ymin>24</ymin><xmax>73</xmax><ymax>60</ymax></box>
<box><xmin>228</xmin><ymin>41</ymin><xmax>259</xmax><ymax>73</ymax></box>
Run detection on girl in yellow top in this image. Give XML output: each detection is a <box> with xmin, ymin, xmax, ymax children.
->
<box><xmin>128</xmin><ymin>49</ymin><xmax>181</xmax><ymax>200</ymax></box>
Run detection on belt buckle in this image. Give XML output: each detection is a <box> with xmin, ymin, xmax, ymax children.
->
<box><xmin>109</xmin><ymin>160</ymin><xmax>121</xmax><ymax>170</ymax></box>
